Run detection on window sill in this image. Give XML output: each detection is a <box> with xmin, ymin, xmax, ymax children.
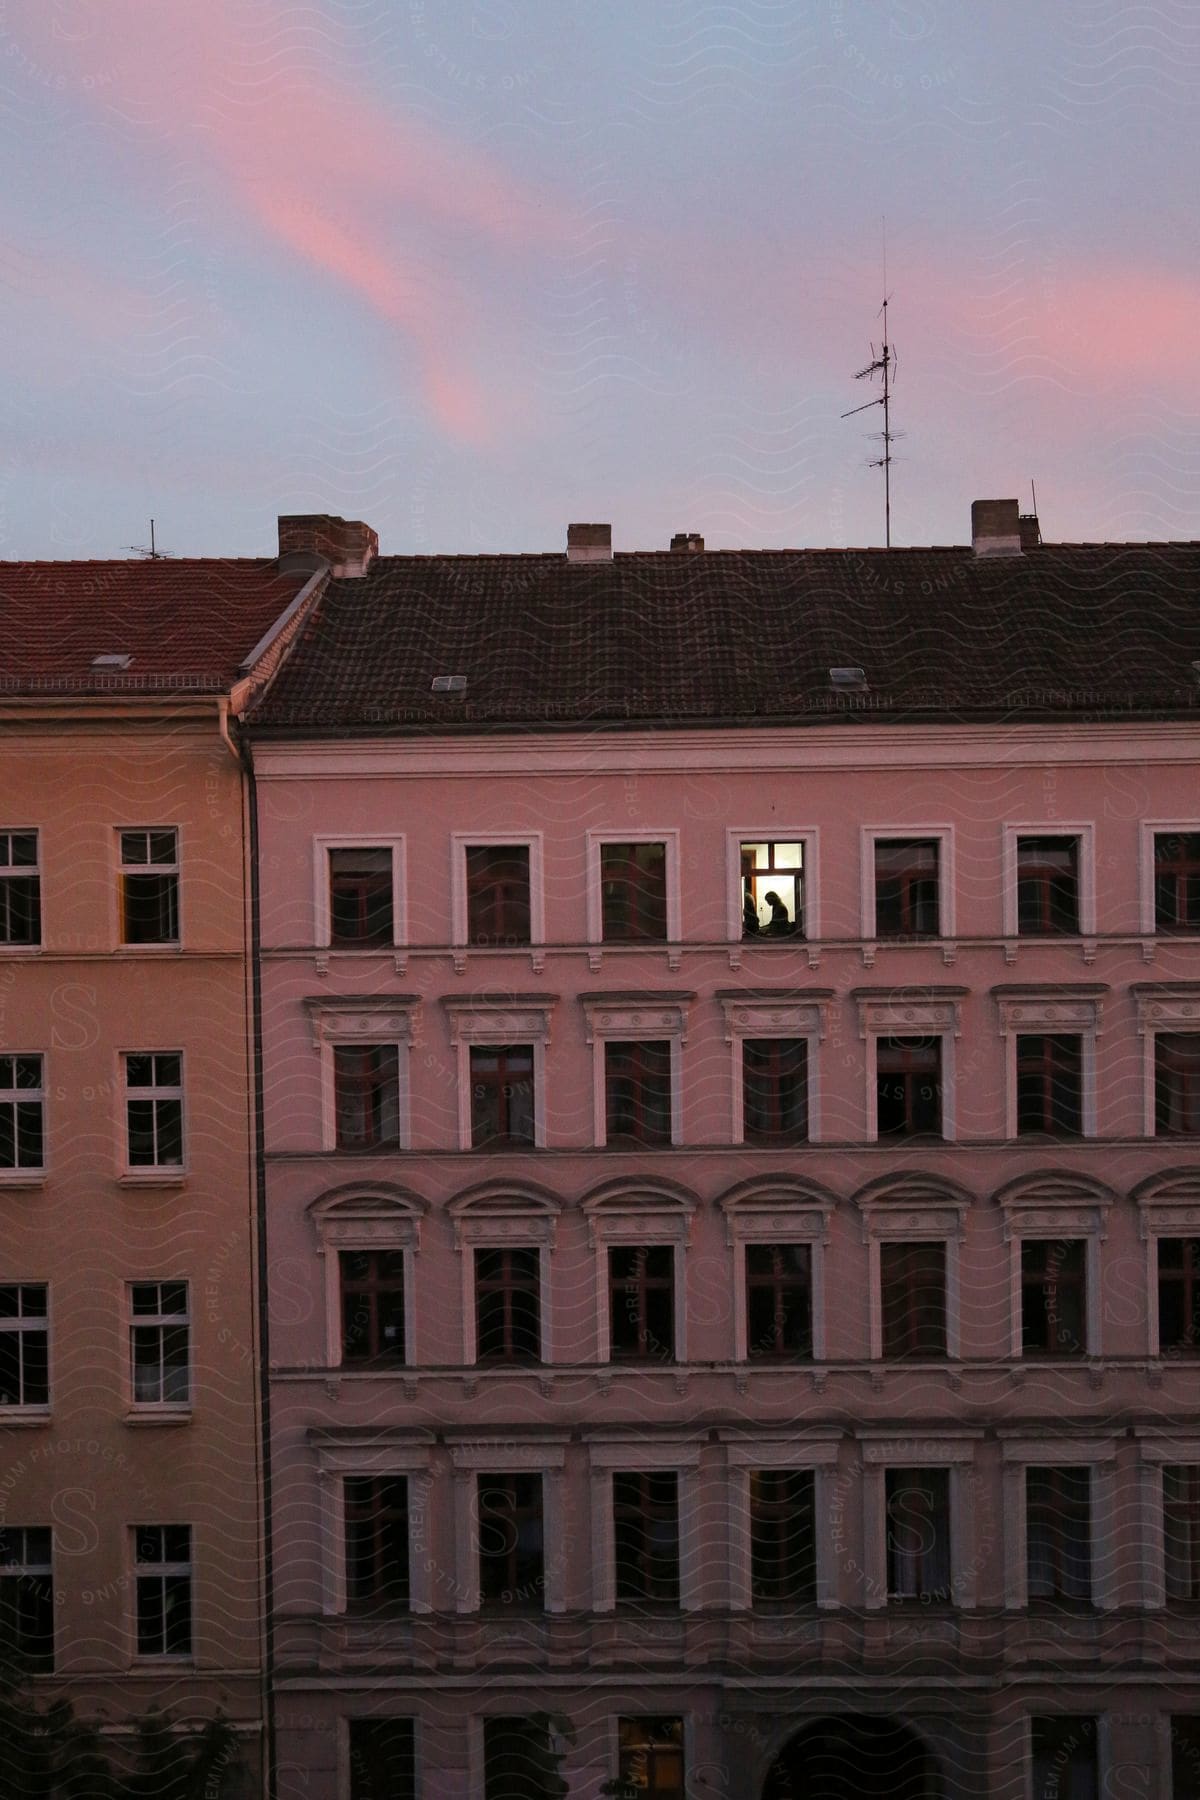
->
<box><xmin>117</xmin><ymin>1171</ymin><xmax>188</xmax><ymax>1188</ymax></box>
<box><xmin>0</xmin><ymin>945</ymin><xmax>43</xmax><ymax>956</ymax></box>
<box><xmin>131</xmin><ymin>1654</ymin><xmax>195</xmax><ymax>1667</ymax></box>
<box><xmin>0</xmin><ymin>1407</ymin><xmax>51</xmax><ymax>1427</ymax></box>
<box><xmin>114</xmin><ymin>944</ymin><xmax>183</xmax><ymax>955</ymax></box>
<box><xmin>0</xmin><ymin>1172</ymin><xmax>47</xmax><ymax>1189</ymax></box>
<box><xmin>123</xmin><ymin>1406</ymin><xmax>192</xmax><ymax>1427</ymax></box>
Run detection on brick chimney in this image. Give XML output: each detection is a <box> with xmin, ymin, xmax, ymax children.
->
<box><xmin>278</xmin><ymin>513</ymin><xmax>378</xmax><ymax>578</ymax></box>
<box><xmin>971</xmin><ymin>498</ymin><xmax>1023</xmax><ymax>558</ymax></box>
<box><xmin>566</xmin><ymin>523</ymin><xmax>612</xmax><ymax>563</ymax></box>
<box><xmin>1018</xmin><ymin>512</ymin><xmax>1041</xmax><ymax>550</ymax></box>
<box><xmin>670</xmin><ymin>532</ymin><xmax>704</xmax><ymax>552</ymax></box>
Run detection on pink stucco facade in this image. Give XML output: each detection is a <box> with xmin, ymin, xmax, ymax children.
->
<box><xmin>254</xmin><ymin>717</ymin><xmax>1200</xmax><ymax>1798</ymax></box>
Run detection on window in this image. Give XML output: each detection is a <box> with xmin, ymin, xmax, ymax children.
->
<box><xmin>880</xmin><ymin>1241</ymin><xmax>946</xmax><ymax>1359</ymax></box>
<box><xmin>119</xmin><ymin>828</ymin><xmax>179</xmax><ymax>945</ymax></box>
<box><xmin>0</xmin><ymin>832</ymin><xmax>40</xmax><ymax>946</ymax></box>
<box><xmin>1016</xmin><ymin>836</ymin><xmax>1080</xmax><ymax>935</ymax></box>
<box><xmin>1155</xmin><ymin>832</ymin><xmax>1200</xmax><ymax>933</ymax></box>
<box><xmin>475</xmin><ymin>1247</ymin><xmax>541</xmax><ymax>1363</ymax></box>
<box><xmin>876</xmin><ymin>1036</ymin><xmax>942</xmax><ymax>1138</ymax></box>
<box><xmin>340</xmin><ymin>1251</ymin><xmax>407</xmax><ymax>1365</ymax></box>
<box><xmin>1164</xmin><ymin>1466</ymin><xmax>1200</xmax><ymax>1601</ymax></box>
<box><xmin>742</xmin><ymin>1039</ymin><xmax>808</xmax><ymax>1143</ymax></box>
<box><xmin>750</xmin><ymin>1469</ymin><xmax>815</xmax><ymax>1603</ymax></box>
<box><xmin>129</xmin><ymin>1281</ymin><xmax>189</xmax><ymax>1405</ymax></box>
<box><xmin>334</xmin><ymin>1045</ymin><xmax>400</xmax><ymax>1150</ymax></box>
<box><xmin>348</xmin><ymin>1720</ymin><xmax>416</xmax><ymax>1800</ymax></box>
<box><xmin>600</xmin><ymin>842</ymin><xmax>667</xmax><ymax>942</ymax></box>
<box><xmin>134</xmin><ymin>1524</ymin><xmax>192</xmax><ymax>1656</ymax></box>
<box><xmin>1030</xmin><ymin>1716</ymin><xmax>1098</xmax><ymax>1800</ymax></box>
<box><xmin>466</xmin><ymin>846</ymin><xmax>531</xmax><ymax>946</ymax></box>
<box><xmin>476</xmin><ymin>1473</ymin><xmax>544</xmax><ymax>1609</ymax></box>
<box><xmin>745</xmin><ymin>1244</ymin><xmax>812</xmax><ymax>1360</ymax></box>
<box><xmin>483</xmin><ymin>1717</ymin><xmax>560</xmax><ymax>1800</ymax></box>
<box><xmin>617</xmin><ymin>1718</ymin><xmax>685</xmax><ymax>1800</ymax></box>
<box><xmin>608</xmin><ymin>1246</ymin><xmax>675</xmax><ymax>1363</ymax></box>
<box><xmin>1026</xmin><ymin>1467</ymin><xmax>1092</xmax><ymax>1602</ymax></box>
<box><xmin>0</xmin><ymin>1055</ymin><xmax>44</xmax><ymax>1172</ymax></box>
<box><xmin>0</xmin><ymin>1284</ymin><xmax>48</xmax><ymax>1408</ymax></box>
<box><xmin>1021</xmin><ymin>1239</ymin><xmax>1086</xmax><ymax>1358</ymax></box>
<box><xmin>874</xmin><ymin>839</ymin><xmax>939</xmax><ymax>938</ymax></box>
<box><xmin>344</xmin><ymin>1477</ymin><xmax>409</xmax><ymax>1614</ymax></box>
<box><xmin>1159</xmin><ymin>1238</ymin><xmax>1200</xmax><ymax>1355</ymax></box>
<box><xmin>470</xmin><ymin>1046</ymin><xmax>535</xmax><ymax>1149</ymax></box>
<box><xmin>1173</xmin><ymin>1716</ymin><xmax>1200</xmax><ymax>1800</ymax></box>
<box><xmin>740</xmin><ymin>840</ymin><xmax>803</xmax><ymax>937</ymax></box>
<box><xmin>605</xmin><ymin>1040</ymin><xmax>672</xmax><ymax>1147</ymax></box>
<box><xmin>124</xmin><ymin>1053</ymin><xmax>183</xmax><ymax>1168</ymax></box>
<box><xmin>0</xmin><ymin>1526</ymin><xmax>53</xmax><ymax>1671</ymax></box>
<box><xmin>886</xmin><ymin>1468</ymin><xmax>951</xmax><ymax>1601</ymax></box>
<box><xmin>613</xmin><ymin>1472</ymin><xmax>680</xmax><ymax>1605</ymax></box>
<box><xmin>329</xmin><ymin>848</ymin><xmax>393</xmax><ymax>947</ymax></box>
<box><xmin>1016</xmin><ymin>1034</ymin><xmax>1082</xmax><ymax>1136</ymax></box>
<box><xmin>1156</xmin><ymin>1034</ymin><xmax>1200</xmax><ymax>1136</ymax></box>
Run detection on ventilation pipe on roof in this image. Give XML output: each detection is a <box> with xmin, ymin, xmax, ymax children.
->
<box><xmin>670</xmin><ymin>532</ymin><xmax>704</xmax><ymax>552</ymax></box>
<box><xmin>566</xmin><ymin>523</ymin><xmax>612</xmax><ymax>563</ymax></box>
<box><xmin>971</xmin><ymin>499</ymin><xmax>1023</xmax><ymax>558</ymax></box>
<box><xmin>278</xmin><ymin>513</ymin><xmax>378</xmax><ymax>577</ymax></box>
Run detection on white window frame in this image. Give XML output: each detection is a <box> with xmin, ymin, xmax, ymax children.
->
<box><xmin>854</xmin><ymin>989</ymin><xmax>963</xmax><ymax>1142</ymax></box>
<box><xmin>1139</xmin><ymin>820</ymin><xmax>1200</xmax><ymax>936</ymax></box>
<box><xmin>999</xmin><ymin>1178</ymin><xmax>1112</xmax><ymax>1360</ymax></box>
<box><xmin>449</xmin><ymin>1184</ymin><xmax>559</xmax><ymax>1365</ymax></box>
<box><xmin>856</xmin><ymin>1183</ymin><xmax>968</xmax><ymax>1360</ymax></box>
<box><xmin>131</xmin><ymin>1523</ymin><xmax>193</xmax><ymax>1660</ymax></box>
<box><xmin>312</xmin><ymin>834</ymin><xmax>406</xmax><ymax>951</ymax></box>
<box><xmin>586</xmin><ymin>1433</ymin><xmax>704</xmax><ymax>1612</ymax></box>
<box><xmin>720</xmin><ymin>1428</ymin><xmax>841</xmax><ymax>1610</ymax></box>
<box><xmin>583</xmin><ymin>1184</ymin><xmax>696</xmax><ymax>1364</ymax></box>
<box><xmin>0</xmin><ymin>829</ymin><xmax>41</xmax><ymax>952</ymax></box>
<box><xmin>720</xmin><ymin>1179</ymin><xmax>832</xmax><ymax>1361</ymax></box>
<box><xmin>446</xmin><ymin>1435</ymin><xmax>569</xmax><ymax>1615</ymax></box>
<box><xmin>725</xmin><ymin>827</ymin><xmax>820</xmax><ymax>943</ymax></box>
<box><xmin>859</xmin><ymin>1432</ymin><xmax>983</xmax><ymax>1610</ymax></box>
<box><xmin>309</xmin><ymin>1185</ymin><xmax>425</xmax><ymax>1369</ymax></box>
<box><xmin>314</xmin><ymin>1438</ymin><xmax>433</xmax><ymax>1616</ymax></box>
<box><xmin>0</xmin><ymin>1052</ymin><xmax>46</xmax><ymax>1181</ymax></box>
<box><xmin>999</xmin><ymin>1434</ymin><xmax>1119</xmax><ymax>1610</ymax></box>
<box><xmin>1002</xmin><ymin>822</ymin><xmax>1096</xmax><ymax>939</ymax></box>
<box><xmin>450</xmin><ymin>832</ymin><xmax>545</xmax><ymax>950</ymax></box>
<box><xmin>1133</xmin><ymin>984</ymin><xmax>1200</xmax><ymax>1138</ymax></box>
<box><xmin>585</xmin><ymin>829</ymin><xmax>681</xmax><ymax>946</ymax></box>
<box><xmin>1133</xmin><ymin>1431</ymin><xmax>1200</xmax><ymax>1610</ymax></box>
<box><xmin>116</xmin><ymin>824</ymin><xmax>181</xmax><ymax>949</ymax></box>
<box><xmin>303</xmin><ymin>997</ymin><xmax>418</xmax><ymax>1153</ymax></box>
<box><xmin>126</xmin><ymin>1279</ymin><xmax>191</xmax><ymax>1416</ymax></box>
<box><xmin>120</xmin><ymin>1050</ymin><xmax>185</xmax><ymax>1180</ymax></box>
<box><xmin>0</xmin><ymin>1280</ymin><xmax>50</xmax><ymax>1417</ymax></box>
<box><xmin>717</xmin><ymin>990</ymin><xmax>830</xmax><ymax>1144</ymax></box>
<box><xmin>1133</xmin><ymin>1170</ymin><xmax>1200</xmax><ymax>1359</ymax></box>
<box><xmin>860</xmin><ymin>824</ymin><xmax>956</xmax><ymax>942</ymax></box>
<box><xmin>582</xmin><ymin>994</ymin><xmax>691</xmax><ymax>1148</ymax></box>
<box><xmin>441</xmin><ymin>996</ymin><xmax>555</xmax><ymax>1151</ymax></box>
<box><xmin>993</xmin><ymin>987</ymin><xmax>1105</xmax><ymax>1139</ymax></box>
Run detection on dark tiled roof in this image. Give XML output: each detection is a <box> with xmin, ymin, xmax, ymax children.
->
<box><xmin>250</xmin><ymin>544</ymin><xmax>1200</xmax><ymax>732</ymax></box>
<box><xmin>0</xmin><ymin>559</ymin><xmax>307</xmax><ymax>694</ymax></box>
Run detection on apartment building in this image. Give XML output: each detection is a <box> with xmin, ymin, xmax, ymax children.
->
<box><xmin>0</xmin><ymin>553</ymin><xmax>319</xmax><ymax>1781</ymax></box>
<box><xmin>245</xmin><ymin>505</ymin><xmax>1200</xmax><ymax>1799</ymax></box>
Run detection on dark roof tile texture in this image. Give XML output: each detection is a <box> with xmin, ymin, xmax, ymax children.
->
<box><xmin>251</xmin><ymin>544</ymin><xmax>1200</xmax><ymax>732</ymax></box>
<box><xmin>0</xmin><ymin>559</ymin><xmax>306</xmax><ymax>693</ymax></box>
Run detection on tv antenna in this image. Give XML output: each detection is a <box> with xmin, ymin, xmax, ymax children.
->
<box><xmin>842</xmin><ymin>235</ymin><xmax>899</xmax><ymax>547</ymax></box>
<box><xmin>125</xmin><ymin>518</ymin><xmax>170</xmax><ymax>559</ymax></box>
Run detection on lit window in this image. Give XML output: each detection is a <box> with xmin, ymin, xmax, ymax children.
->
<box><xmin>329</xmin><ymin>848</ymin><xmax>394</xmax><ymax>947</ymax></box>
<box><xmin>118</xmin><ymin>829</ymin><xmax>179</xmax><ymax>945</ymax></box>
<box><xmin>1016</xmin><ymin>836</ymin><xmax>1079</xmax><ymax>935</ymax></box>
<box><xmin>123</xmin><ymin>1053</ymin><xmax>183</xmax><ymax>1168</ymax></box>
<box><xmin>466</xmin><ymin>846</ymin><xmax>531</xmax><ymax>946</ymax></box>
<box><xmin>345</xmin><ymin>1477</ymin><xmax>409</xmax><ymax>1614</ymax></box>
<box><xmin>616</xmin><ymin>1717</ymin><xmax>685</xmax><ymax>1800</ymax></box>
<box><xmin>1026</xmin><ymin>1468</ymin><xmax>1092</xmax><ymax>1602</ymax></box>
<box><xmin>886</xmin><ymin>1468</ymin><xmax>951</xmax><ymax>1601</ymax></box>
<box><xmin>0</xmin><ymin>1055</ymin><xmax>44</xmax><ymax>1172</ymax></box>
<box><xmin>0</xmin><ymin>832</ymin><xmax>40</xmax><ymax>947</ymax></box>
<box><xmin>740</xmin><ymin>840</ymin><xmax>803</xmax><ymax>938</ymax></box>
<box><xmin>874</xmin><ymin>839</ymin><xmax>939</xmax><ymax>938</ymax></box>
<box><xmin>0</xmin><ymin>1525</ymin><xmax>53</xmax><ymax>1671</ymax></box>
<box><xmin>334</xmin><ymin>1045</ymin><xmax>400</xmax><ymax>1150</ymax></box>
<box><xmin>129</xmin><ymin>1281</ymin><xmax>189</xmax><ymax>1405</ymax></box>
<box><xmin>476</xmin><ymin>1473</ymin><xmax>544</xmax><ymax>1609</ymax></box>
<box><xmin>134</xmin><ymin>1524</ymin><xmax>192</xmax><ymax>1656</ymax></box>
<box><xmin>339</xmin><ymin>1251</ymin><xmax>407</xmax><ymax>1364</ymax></box>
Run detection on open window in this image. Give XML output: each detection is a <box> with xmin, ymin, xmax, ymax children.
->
<box><xmin>118</xmin><ymin>829</ymin><xmax>179</xmax><ymax>945</ymax></box>
<box><xmin>0</xmin><ymin>832</ymin><xmax>40</xmax><ymax>947</ymax></box>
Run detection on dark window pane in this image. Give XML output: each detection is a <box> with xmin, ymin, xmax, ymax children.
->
<box><xmin>466</xmin><ymin>846</ymin><xmax>531</xmax><ymax>946</ymax></box>
<box><xmin>886</xmin><ymin>1467</ymin><xmax>951</xmax><ymax>1600</ymax></box>
<box><xmin>601</xmin><ymin>842</ymin><xmax>668</xmax><ymax>942</ymax></box>
<box><xmin>745</xmin><ymin>1244</ymin><xmax>812</xmax><ymax>1359</ymax></box>
<box><xmin>483</xmin><ymin>1717</ymin><xmax>558</xmax><ymax>1800</ymax></box>
<box><xmin>345</xmin><ymin>1476</ymin><xmax>409</xmax><ymax>1612</ymax></box>
<box><xmin>1159</xmin><ymin>1238</ymin><xmax>1200</xmax><ymax>1355</ymax></box>
<box><xmin>874</xmin><ymin>840</ymin><xmax>939</xmax><ymax>937</ymax></box>
<box><xmin>1026</xmin><ymin>1468</ymin><xmax>1092</xmax><ymax>1602</ymax></box>
<box><xmin>1030</xmin><ymin>1716</ymin><xmax>1097</xmax><ymax>1800</ymax></box>
<box><xmin>122</xmin><ymin>873</ymin><xmax>179</xmax><ymax>944</ymax></box>
<box><xmin>1156</xmin><ymin>1035</ymin><xmax>1200</xmax><ymax>1136</ymax></box>
<box><xmin>477</xmin><ymin>1473</ymin><xmax>544</xmax><ymax>1608</ymax></box>
<box><xmin>742</xmin><ymin>1039</ymin><xmax>808</xmax><ymax>1143</ymax></box>
<box><xmin>340</xmin><ymin>1251</ymin><xmax>407</xmax><ymax>1364</ymax></box>
<box><xmin>475</xmin><ymin>1247</ymin><xmax>541</xmax><ymax>1363</ymax></box>
<box><xmin>348</xmin><ymin>1720</ymin><xmax>416</xmax><ymax>1800</ymax></box>
<box><xmin>1017</xmin><ymin>837</ymin><xmax>1080</xmax><ymax>935</ymax></box>
<box><xmin>470</xmin><ymin>1045</ymin><xmax>535</xmax><ymax>1148</ymax></box>
<box><xmin>1172</xmin><ymin>1716</ymin><xmax>1200</xmax><ymax>1800</ymax></box>
<box><xmin>605</xmin><ymin>1040</ymin><xmax>672</xmax><ymax>1146</ymax></box>
<box><xmin>609</xmin><ymin>1245</ymin><xmax>675</xmax><ymax>1362</ymax></box>
<box><xmin>613</xmin><ymin>1472</ymin><xmax>680</xmax><ymax>1605</ymax></box>
<box><xmin>334</xmin><ymin>1045</ymin><xmax>401</xmax><ymax>1150</ymax></box>
<box><xmin>1021</xmin><ymin>1240</ymin><xmax>1086</xmax><ymax>1357</ymax></box>
<box><xmin>750</xmin><ymin>1469</ymin><xmax>816</xmax><ymax>1603</ymax></box>
<box><xmin>1156</xmin><ymin>834</ymin><xmax>1200</xmax><ymax>933</ymax></box>
<box><xmin>330</xmin><ymin>849</ymin><xmax>393</xmax><ymax>946</ymax></box>
<box><xmin>877</xmin><ymin>1037</ymin><xmax>942</xmax><ymax>1138</ymax></box>
<box><xmin>881</xmin><ymin>1241</ymin><xmax>946</xmax><ymax>1358</ymax></box>
<box><xmin>0</xmin><ymin>872</ymin><xmax>40</xmax><ymax>945</ymax></box>
<box><xmin>1017</xmin><ymin>1034</ymin><xmax>1083</xmax><ymax>1136</ymax></box>
<box><xmin>1164</xmin><ymin>1467</ymin><xmax>1200</xmax><ymax>1601</ymax></box>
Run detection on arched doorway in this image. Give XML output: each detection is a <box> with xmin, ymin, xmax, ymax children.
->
<box><xmin>761</xmin><ymin>1715</ymin><xmax>939</xmax><ymax>1800</ymax></box>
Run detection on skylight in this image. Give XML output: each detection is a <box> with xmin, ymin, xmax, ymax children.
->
<box><xmin>92</xmin><ymin>654</ymin><xmax>133</xmax><ymax>670</ymax></box>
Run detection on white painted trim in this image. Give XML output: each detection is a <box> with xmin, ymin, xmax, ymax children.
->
<box><xmin>585</xmin><ymin>828</ymin><xmax>681</xmax><ymax>945</ymax></box>
<box><xmin>311</xmin><ymin>835</ymin><xmax>406</xmax><ymax>949</ymax></box>
<box><xmin>995</xmin><ymin>993</ymin><xmax>1103</xmax><ymax>1139</ymax></box>
<box><xmin>856</xmin><ymin>994</ymin><xmax>962</xmax><ymax>1143</ymax></box>
<box><xmin>860</xmin><ymin>823</ymin><xmax>956</xmax><ymax>940</ymax></box>
<box><xmin>1001</xmin><ymin>821</ymin><xmax>1096</xmax><ymax>937</ymax></box>
<box><xmin>315</xmin><ymin>1024</ymin><xmax>413</xmax><ymax>1155</ymax></box>
<box><xmin>449</xmin><ymin>831</ymin><xmax>545</xmax><ymax>947</ymax></box>
<box><xmin>1006</xmin><ymin>1225</ymin><xmax>1103</xmax><ymax>1360</ymax></box>
<box><xmin>312</xmin><ymin>1200</ymin><xmax>423</xmax><ymax>1368</ymax></box>
<box><xmin>1139</xmin><ymin>820</ymin><xmax>1200</xmax><ymax>935</ymax></box>
<box><xmin>442</xmin><ymin>1000</ymin><xmax>555</xmax><ymax>1150</ymax></box>
<box><xmin>719</xmin><ymin>996</ymin><xmax>827</xmax><ymax>1144</ymax></box>
<box><xmin>314</xmin><ymin>1446</ymin><xmax>434</xmax><ymax>1616</ymax></box>
<box><xmin>724</xmin><ymin>826</ymin><xmax>819</xmax><ymax>942</ymax></box>
<box><xmin>1133</xmin><ymin>988</ymin><xmax>1200</xmax><ymax>1137</ymax></box>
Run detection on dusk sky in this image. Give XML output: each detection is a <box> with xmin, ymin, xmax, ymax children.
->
<box><xmin>2</xmin><ymin>0</ymin><xmax>1196</xmax><ymax>558</ymax></box>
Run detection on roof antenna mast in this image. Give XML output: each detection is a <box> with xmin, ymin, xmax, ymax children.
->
<box><xmin>842</xmin><ymin>220</ymin><xmax>898</xmax><ymax>548</ymax></box>
<box><xmin>125</xmin><ymin>518</ymin><xmax>170</xmax><ymax>560</ymax></box>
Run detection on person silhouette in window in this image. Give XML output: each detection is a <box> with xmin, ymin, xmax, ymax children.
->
<box><xmin>743</xmin><ymin>891</ymin><xmax>761</xmax><ymax>936</ymax></box>
<box><xmin>763</xmin><ymin>890</ymin><xmax>793</xmax><ymax>936</ymax></box>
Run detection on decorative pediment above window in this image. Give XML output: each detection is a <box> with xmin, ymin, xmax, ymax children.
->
<box><xmin>307</xmin><ymin>1182</ymin><xmax>426</xmax><ymax>1253</ymax></box>
<box><xmin>852</xmin><ymin>987</ymin><xmax>966</xmax><ymax>1040</ymax></box>
<box><xmin>716</xmin><ymin>989</ymin><xmax>832</xmax><ymax>1045</ymax></box>
<box><xmin>852</xmin><ymin>1169</ymin><xmax>972</xmax><ymax>1242</ymax></box>
<box><xmin>440</xmin><ymin>994</ymin><xmax>557</xmax><ymax>1046</ymax></box>
<box><xmin>718</xmin><ymin>1174</ymin><xmax>835</xmax><ymax>1247</ymax></box>
<box><xmin>1131</xmin><ymin>1167</ymin><xmax>1200</xmax><ymax>1239</ymax></box>
<box><xmin>581</xmin><ymin>1175</ymin><xmax>697</xmax><ymax>1248</ymax></box>
<box><xmin>992</xmin><ymin>984</ymin><xmax>1107</xmax><ymax>1037</ymax></box>
<box><xmin>994</xmin><ymin>1169</ymin><xmax>1115</xmax><ymax>1241</ymax></box>
<box><xmin>580</xmin><ymin>992</ymin><xmax>694</xmax><ymax>1046</ymax></box>
<box><xmin>1132</xmin><ymin>983</ymin><xmax>1200</xmax><ymax>1034</ymax></box>
<box><xmin>448</xmin><ymin>1179</ymin><xmax>561</xmax><ymax>1250</ymax></box>
<box><xmin>303</xmin><ymin>994</ymin><xmax>419</xmax><ymax>1052</ymax></box>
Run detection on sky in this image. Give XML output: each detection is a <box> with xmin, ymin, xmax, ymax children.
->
<box><xmin>0</xmin><ymin>0</ymin><xmax>1197</xmax><ymax>558</ymax></box>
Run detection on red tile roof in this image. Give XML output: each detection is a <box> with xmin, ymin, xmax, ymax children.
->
<box><xmin>0</xmin><ymin>559</ymin><xmax>308</xmax><ymax>694</ymax></box>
